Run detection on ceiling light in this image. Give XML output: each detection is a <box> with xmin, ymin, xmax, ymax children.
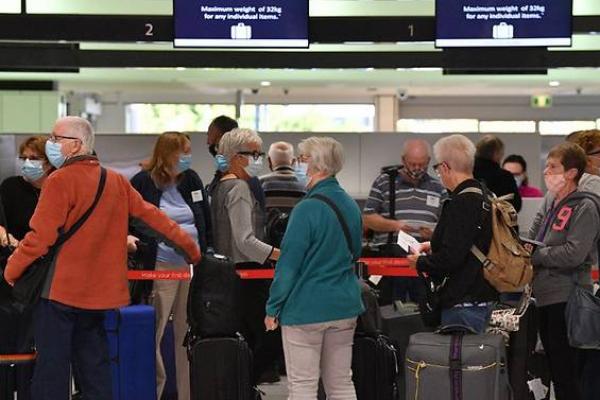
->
<box><xmin>365</xmin><ymin>68</ymin><xmax>374</xmax><ymax>71</ymax></box>
<box><xmin>260</xmin><ymin>81</ymin><xmax>271</xmax><ymax>87</ymax></box>
<box><xmin>549</xmin><ymin>81</ymin><xmax>560</xmax><ymax>87</ymax></box>
<box><xmin>176</xmin><ymin>67</ymin><xmax>186</xmax><ymax>71</ymax></box>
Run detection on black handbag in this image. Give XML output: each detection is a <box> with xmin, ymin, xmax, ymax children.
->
<box><xmin>11</xmin><ymin>168</ymin><xmax>107</xmax><ymax>307</ymax></box>
<box><xmin>417</xmin><ymin>271</ymin><xmax>446</xmax><ymax>328</ymax></box>
<box><xmin>566</xmin><ymin>283</ymin><xmax>600</xmax><ymax>349</ymax></box>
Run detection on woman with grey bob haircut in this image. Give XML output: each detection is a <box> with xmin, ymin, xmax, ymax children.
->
<box><xmin>211</xmin><ymin>127</ymin><xmax>281</xmax><ymax>384</ymax></box>
<box><xmin>266</xmin><ymin>136</ymin><xmax>364</xmax><ymax>400</ymax></box>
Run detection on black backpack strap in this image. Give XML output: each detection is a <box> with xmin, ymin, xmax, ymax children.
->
<box><xmin>311</xmin><ymin>194</ymin><xmax>357</xmax><ymax>262</ymax></box>
<box><xmin>55</xmin><ymin>167</ymin><xmax>107</xmax><ymax>246</ymax></box>
<box><xmin>384</xmin><ymin>168</ymin><xmax>399</xmax><ymax>244</ymax></box>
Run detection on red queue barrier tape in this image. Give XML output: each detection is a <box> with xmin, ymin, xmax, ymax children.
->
<box><xmin>126</xmin><ymin>259</ymin><xmax>600</xmax><ymax>281</ymax></box>
<box><xmin>127</xmin><ymin>270</ymin><xmax>191</xmax><ymax>280</ymax></box>
<box><xmin>0</xmin><ymin>353</ymin><xmax>36</xmax><ymax>365</ymax></box>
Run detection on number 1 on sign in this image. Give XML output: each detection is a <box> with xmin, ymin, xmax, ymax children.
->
<box><xmin>408</xmin><ymin>24</ymin><xmax>414</xmax><ymax>37</ymax></box>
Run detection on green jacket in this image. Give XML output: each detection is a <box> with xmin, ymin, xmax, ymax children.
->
<box><xmin>266</xmin><ymin>177</ymin><xmax>364</xmax><ymax>325</ymax></box>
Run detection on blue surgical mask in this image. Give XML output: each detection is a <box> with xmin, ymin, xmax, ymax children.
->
<box><xmin>294</xmin><ymin>162</ymin><xmax>309</xmax><ymax>187</ymax></box>
<box><xmin>244</xmin><ymin>156</ymin><xmax>263</xmax><ymax>178</ymax></box>
<box><xmin>45</xmin><ymin>141</ymin><xmax>66</xmax><ymax>169</ymax></box>
<box><xmin>21</xmin><ymin>159</ymin><xmax>45</xmax><ymax>181</ymax></box>
<box><xmin>214</xmin><ymin>154</ymin><xmax>229</xmax><ymax>172</ymax></box>
<box><xmin>178</xmin><ymin>154</ymin><xmax>192</xmax><ymax>173</ymax></box>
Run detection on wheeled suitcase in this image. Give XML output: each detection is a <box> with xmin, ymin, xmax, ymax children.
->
<box><xmin>160</xmin><ymin>320</ymin><xmax>177</xmax><ymax>400</ymax></box>
<box><xmin>380</xmin><ymin>304</ymin><xmax>431</xmax><ymax>400</ymax></box>
<box><xmin>188</xmin><ymin>334</ymin><xmax>259</xmax><ymax>400</ymax></box>
<box><xmin>105</xmin><ymin>305</ymin><xmax>157</xmax><ymax>400</ymax></box>
<box><xmin>352</xmin><ymin>334</ymin><xmax>400</xmax><ymax>400</ymax></box>
<box><xmin>405</xmin><ymin>332</ymin><xmax>510</xmax><ymax>400</ymax></box>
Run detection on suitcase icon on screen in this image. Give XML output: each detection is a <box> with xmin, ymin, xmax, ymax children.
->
<box><xmin>492</xmin><ymin>22</ymin><xmax>514</xmax><ymax>39</ymax></box>
<box><xmin>231</xmin><ymin>23</ymin><xmax>252</xmax><ymax>40</ymax></box>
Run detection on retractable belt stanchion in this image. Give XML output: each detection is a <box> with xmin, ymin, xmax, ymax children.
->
<box><xmin>126</xmin><ymin>258</ymin><xmax>600</xmax><ymax>281</ymax></box>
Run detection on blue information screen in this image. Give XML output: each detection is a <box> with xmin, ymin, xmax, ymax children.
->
<box><xmin>435</xmin><ymin>0</ymin><xmax>572</xmax><ymax>47</ymax></box>
<box><xmin>174</xmin><ymin>0</ymin><xmax>309</xmax><ymax>48</ymax></box>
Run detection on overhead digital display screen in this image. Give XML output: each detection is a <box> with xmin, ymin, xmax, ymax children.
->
<box><xmin>174</xmin><ymin>0</ymin><xmax>309</xmax><ymax>48</ymax></box>
<box><xmin>436</xmin><ymin>0</ymin><xmax>572</xmax><ymax>47</ymax></box>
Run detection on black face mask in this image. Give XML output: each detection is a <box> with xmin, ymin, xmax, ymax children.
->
<box><xmin>208</xmin><ymin>144</ymin><xmax>218</xmax><ymax>158</ymax></box>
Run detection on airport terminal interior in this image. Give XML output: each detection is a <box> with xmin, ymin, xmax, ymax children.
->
<box><xmin>2</xmin><ymin>0</ymin><xmax>600</xmax><ymax>400</ymax></box>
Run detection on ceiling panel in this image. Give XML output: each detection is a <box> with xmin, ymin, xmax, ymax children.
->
<box><xmin>22</xmin><ymin>0</ymin><xmax>600</xmax><ymax>17</ymax></box>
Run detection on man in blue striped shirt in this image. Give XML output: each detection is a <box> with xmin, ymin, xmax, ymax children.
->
<box><xmin>363</xmin><ymin>139</ymin><xmax>446</xmax><ymax>302</ymax></box>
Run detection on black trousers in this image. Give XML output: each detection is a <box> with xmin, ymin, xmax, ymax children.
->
<box><xmin>538</xmin><ymin>302</ymin><xmax>581</xmax><ymax>400</ymax></box>
<box><xmin>239</xmin><ymin>280</ymin><xmax>282</xmax><ymax>384</ymax></box>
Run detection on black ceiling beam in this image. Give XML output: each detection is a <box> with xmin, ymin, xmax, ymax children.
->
<box><xmin>0</xmin><ymin>14</ymin><xmax>598</xmax><ymax>43</ymax></box>
<box><xmin>0</xmin><ymin>45</ymin><xmax>600</xmax><ymax>70</ymax></box>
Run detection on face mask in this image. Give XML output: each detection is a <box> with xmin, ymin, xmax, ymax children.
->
<box><xmin>208</xmin><ymin>144</ymin><xmax>218</xmax><ymax>158</ymax></box>
<box><xmin>214</xmin><ymin>154</ymin><xmax>229</xmax><ymax>172</ymax></box>
<box><xmin>45</xmin><ymin>141</ymin><xmax>66</xmax><ymax>169</ymax></box>
<box><xmin>244</xmin><ymin>156</ymin><xmax>263</xmax><ymax>178</ymax></box>
<box><xmin>544</xmin><ymin>173</ymin><xmax>566</xmax><ymax>194</ymax></box>
<box><xmin>21</xmin><ymin>159</ymin><xmax>45</xmax><ymax>181</ymax></box>
<box><xmin>177</xmin><ymin>154</ymin><xmax>192</xmax><ymax>173</ymax></box>
<box><xmin>514</xmin><ymin>175</ymin><xmax>524</xmax><ymax>187</ymax></box>
<box><xmin>406</xmin><ymin>168</ymin><xmax>426</xmax><ymax>181</ymax></box>
<box><xmin>294</xmin><ymin>162</ymin><xmax>309</xmax><ymax>187</ymax></box>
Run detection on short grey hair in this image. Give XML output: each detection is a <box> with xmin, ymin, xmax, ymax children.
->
<box><xmin>433</xmin><ymin>134</ymin><xmax>476</xmax><ymax>174</ymax></box>
<box><xmin>57</xmin><ymin>116</ymin><xmax>95</xmax><ymax>154</ymax></box>
<box><xmin>268</xmin><ymin>142</ymin><xmax>294</xmax><ymax>167</ymax></box>
<box><xmin>218</xmin><ymin>128</ymin><xmax>263</xmax><ymax>161</ymax></box>
<box><xmin>298</xmin><ymin>136</ymin><xmax>344</xmax><ymax>176</ymax></box>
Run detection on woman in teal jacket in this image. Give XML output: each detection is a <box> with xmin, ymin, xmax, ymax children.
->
<box><xmin>265</xmin><ymin>136</ymin><xmax>364</xmax><ymax>400</ymax></box>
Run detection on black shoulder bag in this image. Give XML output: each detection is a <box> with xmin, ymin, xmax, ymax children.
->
<box><xmin>311</xmin><ymin>194</ymin><xmax>382</xmax><ymax>335</ymax></box>
<box><xmin>11</xmin><ymin>167</ymin><xmax>107</xmax><ymax>307</ymax></box>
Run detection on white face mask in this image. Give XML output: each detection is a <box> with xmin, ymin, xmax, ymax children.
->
<box><xmin>544</xmin><ymin>173</ymin><xmax>567</xmax><ymax>194</ymax></box>
<box><xmin>514</xmin><ymin>175</ymin><xmax>524</xmax><ymax>187</ymax></box>
<box><xmin>244</xmin><ymin>156</ymin><xmax>263</xmax><ymax>178</ymax></box>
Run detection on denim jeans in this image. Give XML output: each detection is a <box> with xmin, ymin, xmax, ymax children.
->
<box><xmin>31</xmin><ymin>299</ymin><xmax>112</xmax><ymax>400</ymax></box>
<box><xmin>441</xmin><ymin>303</ymin><xmax>493</xmax><ymax>334</ymax></box>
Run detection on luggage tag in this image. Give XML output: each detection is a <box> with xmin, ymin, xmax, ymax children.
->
<box><xmin>191</xmin><ymin>190</ymin><xmax>203</xmax><ymax>203</ymax></box>
<box><xmin>527</xmin><ymin>378</ymin><xmax>548</xmax><ymax>400</ymax></box>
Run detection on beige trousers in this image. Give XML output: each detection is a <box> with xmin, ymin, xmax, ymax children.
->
<box><xmin>281</xmin><ymin>318</ymin><xmax>357</xmax><ymax>400</ymax></box>
<box><xmin>152</xmin><ymin>263</ymin><xmax>190</xmax><ymax>400</ymax></box>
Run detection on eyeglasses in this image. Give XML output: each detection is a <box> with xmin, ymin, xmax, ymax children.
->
<box><xmin>237</xmin><ymin>151</ymin><xmax>265</xmax><ymax>161</ymax></box>
<box><xmin>297</xmin><ymin>154</ymin><xmax>311</xmax><ymax>163</ymax></box>
<box><xmin>48</xmin><ymin>134</ymin><xmax>81</xmax><ymax>143</ymax></box>
<box><xmin>432</xmin><ymin>162</ymin><xmax>445</xmax><ymax>172</ymax></box>
<box><xmin>587</xmin><ymin>149</ymin><xmax>600</xmax><ymax>157</ymax></box>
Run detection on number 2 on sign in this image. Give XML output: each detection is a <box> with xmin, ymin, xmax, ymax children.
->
<box><xmin>552</xmin><ymin>206</ymin><xmax>572</xmax><ymax>231</ymax></box>
<box><xmin>145</xmin><ymin>23</ymin><xmax>154</xmax><ymax>37</ymax></box>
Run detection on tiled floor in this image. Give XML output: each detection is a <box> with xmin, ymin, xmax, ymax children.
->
<box><xmin>259</xmin><ymin>377</ymin><xmax>288</xmax><ymax>400</ymax></box>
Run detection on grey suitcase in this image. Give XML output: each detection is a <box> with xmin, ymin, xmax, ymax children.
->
<box><xmin>405</xmin><ymin>332</ymin><xmax>510</xmax><ymax>400</ymax></box>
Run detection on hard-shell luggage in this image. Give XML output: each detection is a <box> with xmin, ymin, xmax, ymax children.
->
<box><xmin>352</xmin><ymin>334</ymin><xmax>400</xmax><ymax>400</ymax></box>
<box><xmin>160</xmin><ymin>320</ymin><xmax>177</xmax><ymax>400</ymax></box>
<box><xmin>188</xmin><ymin>335</ymin><xmax>260</xmax><ymax>400</ymax></box>
<box><xmin>405</xmin><ymin>332</ymin><xmax>510</xmax><ymax>400</ymax></box>
<box><xmin>105</xmin><ymin>305</ymin><xmax>157</xmax><ymax>400</ymax></box>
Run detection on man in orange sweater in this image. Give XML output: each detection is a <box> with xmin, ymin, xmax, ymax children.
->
<box><xmin>4</xmin><ymin>116</ymin><xmax>201</xmax><ymax>400</ymax></box>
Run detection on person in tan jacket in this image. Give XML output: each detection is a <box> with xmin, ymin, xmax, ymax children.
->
<box><xmin>4</xmin><ymin>116</ymin><xmax>201</xmax><ymax>400</ymax></box>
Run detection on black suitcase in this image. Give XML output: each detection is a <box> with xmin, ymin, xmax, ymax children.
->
<box><xmin>188</xmin><ymin>335</ymin><xmax>260</xmax><ymax>400</ymax></box>
<box><xmin>352</xmin><ymin>334</ymin><xmax>400</xmax><ymax>400</ymax></box>
<box><xmin>380</xmin><ymin>304</ymin><xmax>432</xmax><ymax>400</ymax></box>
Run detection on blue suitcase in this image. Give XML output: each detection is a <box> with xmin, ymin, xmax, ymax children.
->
<box><xmin>105</xmin><ymin>305</ymin><xmax>157</xmax><ymax>400</ymax></box>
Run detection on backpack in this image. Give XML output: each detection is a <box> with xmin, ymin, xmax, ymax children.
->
<box><xmin>458</xmin><ymin>187</ymin><xmax>533</xmax><ymax>293</ymax></box>
<box><xmin>187</xmin><ymin>253</ymin><xmax>241</xmax><ymax>338</ymax></box>
<box><xmin>265</xmin><ymin>208</ymin><xmax>291</xmax><ymax>248</ymax></box>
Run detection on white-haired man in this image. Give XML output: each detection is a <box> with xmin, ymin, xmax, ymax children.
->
<box><xmin>4</xmin><ymin>116</ymin><xmax>201</xmax><ymax>399</ymax></box>
<box><xmin>363</xmin><ymin>138</ymin><xmax>445</xmax><ymax>304</ymax></box>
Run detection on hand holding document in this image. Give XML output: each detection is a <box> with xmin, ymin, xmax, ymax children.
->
<box><xmin>397</xmin><ymin>230</ymin><xmax>424</xmax><ymax>255</ymax></box>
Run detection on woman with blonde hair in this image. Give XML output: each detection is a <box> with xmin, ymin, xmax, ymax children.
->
<box><xmin>129</xmin><ymin>131</ymin><xmax>211</xmax><ymax>400</ymax></box>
